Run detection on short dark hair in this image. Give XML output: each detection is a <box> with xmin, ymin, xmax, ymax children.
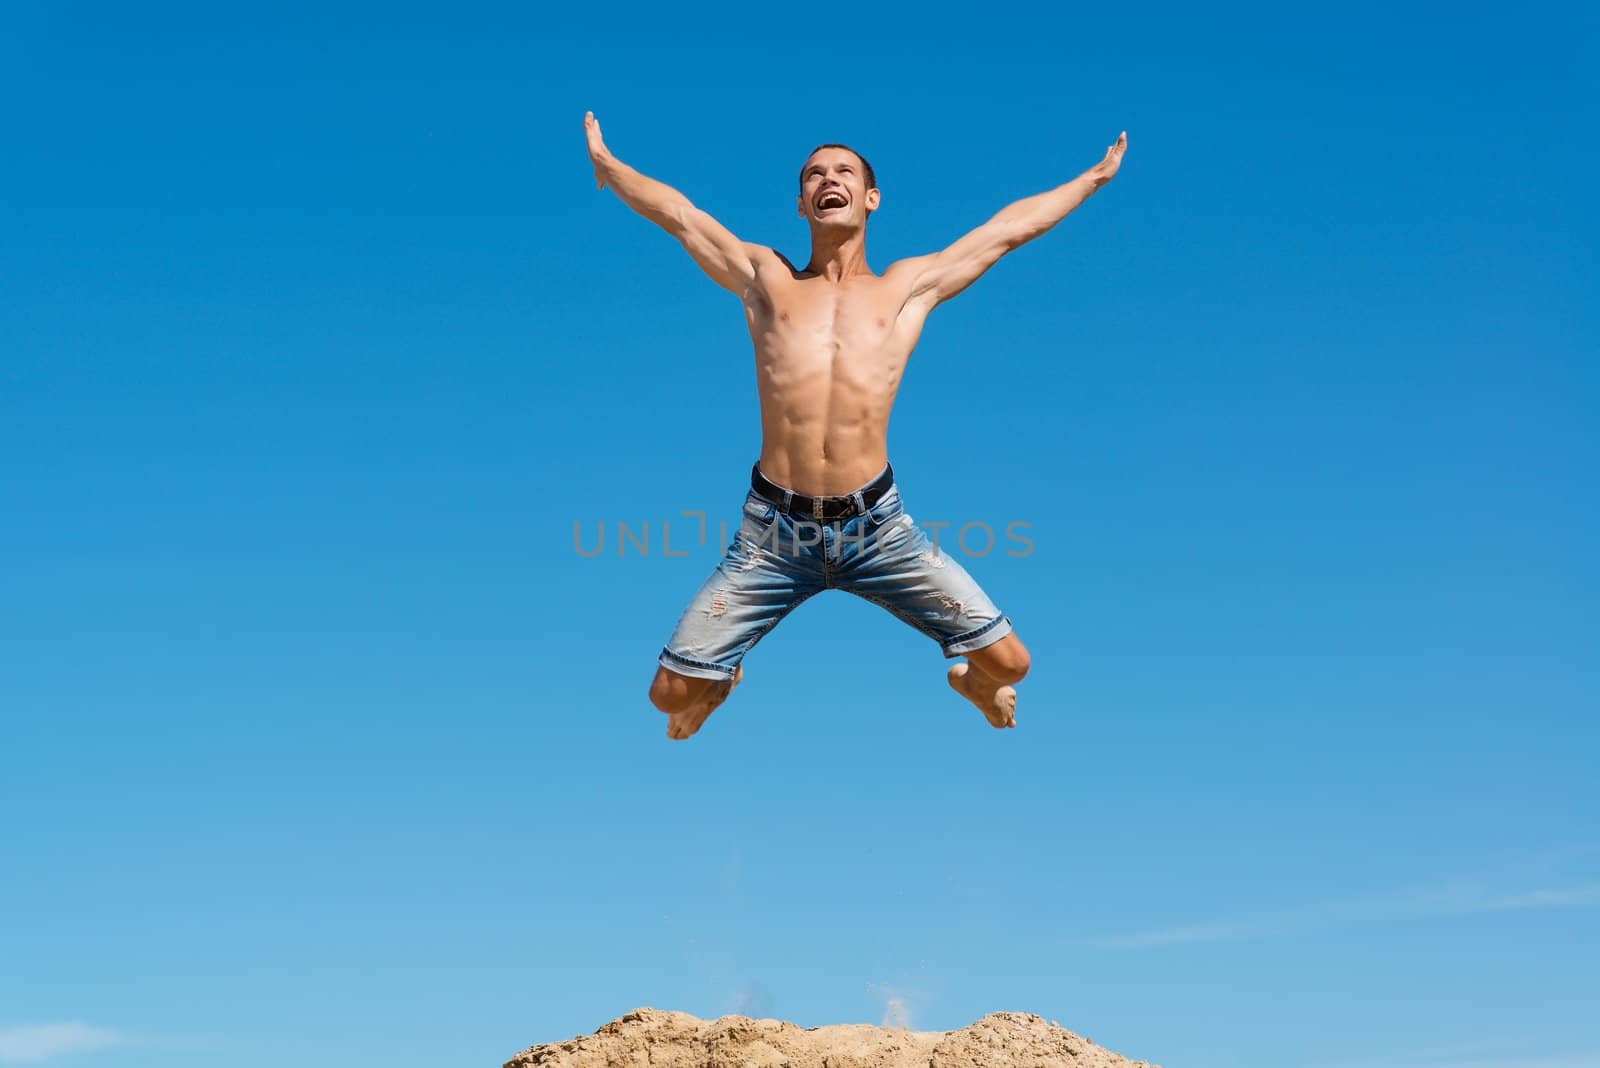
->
<box><xmin>799</xmin><ymin>144</ymin><xmax>876</xmax><ymax>191</ymax></box>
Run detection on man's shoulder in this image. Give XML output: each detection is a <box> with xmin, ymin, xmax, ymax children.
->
<box><xmin>882</xmin><ymin>253</ymin><xmax>937</xmax><ymax>279</ymax></box>
<box><xmin>743</xmin><ymin>244</ymin><xmax>802</xmax><ymax>277</ymax></box>
<box><xmin>744</xmin><ymin>242</ymin><xmax>786</xmax><ymax>262</ymax></box>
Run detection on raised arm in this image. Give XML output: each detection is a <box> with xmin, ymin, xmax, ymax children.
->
<box><xmin>903</xmin><ymin>132</ymin><xmax>1127</xmax><ymax>308</ymax></box>
<box><xmin>584</xmin><ymin>111</ymin><xmax>760</xmax><ymax>299</ymax></box>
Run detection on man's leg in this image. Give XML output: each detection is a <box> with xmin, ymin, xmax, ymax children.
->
<box><xmin>837</xmin><ymin>489</ymin><xmax>1027</xmax><ymax>729</ymax></box>
<box><xmin>946</xmin><ymin>633</ymin><xmax>1030</xmax><ymax>729</ymax></box>
<box><xmin>648</xmin><ymin>492</ymin><xmax>821</xmax><ymax>740</ymax></box>
<box><xmin>649</xmin><ymin>663</ymin><xmax>744</xmax><ymax>740</ymax></box>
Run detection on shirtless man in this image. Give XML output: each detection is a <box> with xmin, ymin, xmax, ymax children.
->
<box><xmin>583</xmin><ymin>111</ymin><xmax>1126</xmax><ymax>740</ymax></box>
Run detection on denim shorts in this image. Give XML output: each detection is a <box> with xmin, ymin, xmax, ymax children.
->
<box><xmin>658</xmin><ymin>468</ymin><xmax>1013</xmax><ymax>681</ymax></box>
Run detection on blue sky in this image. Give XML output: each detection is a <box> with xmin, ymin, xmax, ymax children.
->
<box><xmin>2</xmin><ymin>3</ymin><xmax>1596</xmax><ymax>1067</ymax></box>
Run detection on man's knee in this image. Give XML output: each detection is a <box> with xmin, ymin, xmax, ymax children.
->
<box><xmin>972</xmin><ymin>636</ymin><xmax>1030</xmax><ymax>685</ymax></box>
<box><xmin>648</xmin><ymin>667</ymin><xmax>713</xmax><ymax>714</ymax></box>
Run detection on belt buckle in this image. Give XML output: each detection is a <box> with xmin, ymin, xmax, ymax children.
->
<box><xmin>811</xmin><ymin>496</ymin><xmax>825</xmax><ymax>521</ymax></box>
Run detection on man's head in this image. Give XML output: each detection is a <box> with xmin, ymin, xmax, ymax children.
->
<box><xmin>797</xmin><ymin>144</ymin><xmax>879</xmax><ymax>229</ymax></box>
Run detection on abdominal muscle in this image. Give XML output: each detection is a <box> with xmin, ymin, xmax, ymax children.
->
<box><xmin>755</xmin><ymin>381</ymin><xmax>892</xmax><ymax>497</ymax></box>
<box><xmin>747</xmin><ymin>277</ymin><xmax>923</xmax><ymax>497</ymax></box>
<box><xmin>748</xmin><ymin>326</ymin><xmax>915</xmax><ymax>495</ymax></box>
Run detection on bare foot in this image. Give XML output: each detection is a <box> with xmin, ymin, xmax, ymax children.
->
<box><xmin>667</xmin><ymin>665</ymin><xmax>743</xmax><ymax>741</ymax></box>
<box><xmin>947</xmin><ymin>662</ymin><xmax>1017</xmax><ymax>729</ymax></box>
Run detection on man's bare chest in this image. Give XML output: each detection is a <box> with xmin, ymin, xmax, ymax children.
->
<box><xmin>755</xmin><ymin>282</ymin><xmax>905</xmax><ymax>351</ymax></box>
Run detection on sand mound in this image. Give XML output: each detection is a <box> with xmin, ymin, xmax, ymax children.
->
<box><xmin>505</xmin><ymin>1007</ymin><xmax>1160</xmax><ymax>1068</ymax></box>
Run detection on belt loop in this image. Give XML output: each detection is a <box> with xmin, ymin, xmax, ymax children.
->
<box><xmin>782</xmin><ymin>489</ymin><xmax>794</xmax><ymax>512</ymax></box>
<box><xmin>851</xmin><ymin>489</ymin><xmax>868</xmax><ymax>517</ymax></box>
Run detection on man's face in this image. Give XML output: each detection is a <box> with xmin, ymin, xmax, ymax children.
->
<box><xmin>797</xmin><ymin>148</ymin><xmax>879</xmax><ymax>227</ymax></box>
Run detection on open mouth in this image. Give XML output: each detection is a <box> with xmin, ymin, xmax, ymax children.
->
<box><xmin>815</xmin><ymin>190</ymin><xmax>848</xmax><ymax>211</ymax></box>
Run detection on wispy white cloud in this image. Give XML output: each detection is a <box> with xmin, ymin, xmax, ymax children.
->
<box><xmin>0</xmin><ymin>1023</ymin><xmax>127</xmax><ymax>1064</ymax></box>
<box><xmin>1319</xmin><ymin>1056</ymin><xmax>1600</xmax><ymax>1068</ymax></box>
<box><xmin>1093</xmin><ymin>873</ymin><xmax>1600</xmax><ymax>949</ymax></box>
<box><xmin>1421</xmin><ymin>1059</ymin><xmax>1600</xmax><ymax>1068</ymax></box>
<box><xmin>1448</xmin><ymin>1059</ymin><xmax>1600</xmax><ymax>1068</ymax></box>
<box><xmin>1444</xmin><ymin>882</ymin><xmax>1600</xmax><ymax>913</ymax></box>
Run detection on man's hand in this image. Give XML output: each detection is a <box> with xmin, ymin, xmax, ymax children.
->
<box><xmin>584</xmin><ymin>110</ymin><xmax>612</xmax><ymax>190</ymax></box>
<box><xmin>1091</xmin><ymin>131</ymin><xmax>1128</xmax><ymax>187</ymax></box>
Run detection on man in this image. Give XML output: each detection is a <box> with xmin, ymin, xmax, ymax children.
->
<box><xmin>583</xmin><ymin>111</ymin><xmax>1127</xmax><ymax>740</ymax></box>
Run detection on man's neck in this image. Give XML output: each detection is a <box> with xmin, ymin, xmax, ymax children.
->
<box><xmin>804</xmin><ymin>228</ymin><xmax>871</xmax><ymax>281</ymax></box>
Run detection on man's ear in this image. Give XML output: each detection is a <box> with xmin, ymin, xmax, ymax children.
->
<box><xmin>797</xmin><ymin>194</ymin><xmax>807</xmax><ymax>218</ymax></box>
<box><xmin>865</xmin><ymin>187</ymin><xmax>882</xmax><ymax>212</ymax></box>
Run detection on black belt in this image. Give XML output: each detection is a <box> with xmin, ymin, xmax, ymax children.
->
<box><xmin>751</xmin><ymin>463</ymin><xmax>894</xmax><ymax>521</ymax></box>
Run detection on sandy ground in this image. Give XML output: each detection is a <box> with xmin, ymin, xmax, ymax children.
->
<box><xmin>505</xmin><ymin>1007</ymin><xmax>1161</xmax><ymax>1068</ymax></box>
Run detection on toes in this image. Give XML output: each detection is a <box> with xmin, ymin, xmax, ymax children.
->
<box><xmin>665</xmin><ymin>678</ymin><xmax>734</xmax><ymax>741</ymax></box>
<box><xmin>663</xmin><ymin>671</ymin><xmax>740</xmax><ymax>740</ymax></box>
<box><xmin>666</xmin><ymin>707</ymin><xmax>706</xmax><ymax>740</ymax></box>
<box><xmin>993</xmin><ymin>686</ymin><xmax>1018</xmax><ymax>729</ymax></box>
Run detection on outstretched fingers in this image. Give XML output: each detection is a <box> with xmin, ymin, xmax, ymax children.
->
<box><xmin>584</xmin><ymin>110</ymin><xmax>609</xmax><ymax>189</ymax></box>
<box><xmin>1095</xmin><ymin>131</ymin><xmax>1128</xmax><ymax>182</ymax></box>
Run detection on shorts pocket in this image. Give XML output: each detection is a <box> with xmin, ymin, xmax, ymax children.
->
<box><xmin>866</xmin><ymin>490</ymin><xmax>904</xmax><ymax>528</ymax></box>
<box><xmin>739</xmin><ymin>495</ymin><xmax>782</xmax><ymax>549</ymax></box>
<box><xmin>743</xmin><ymin>493</ymin><xmax>778</xmax><ymax>525</ymax></box>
